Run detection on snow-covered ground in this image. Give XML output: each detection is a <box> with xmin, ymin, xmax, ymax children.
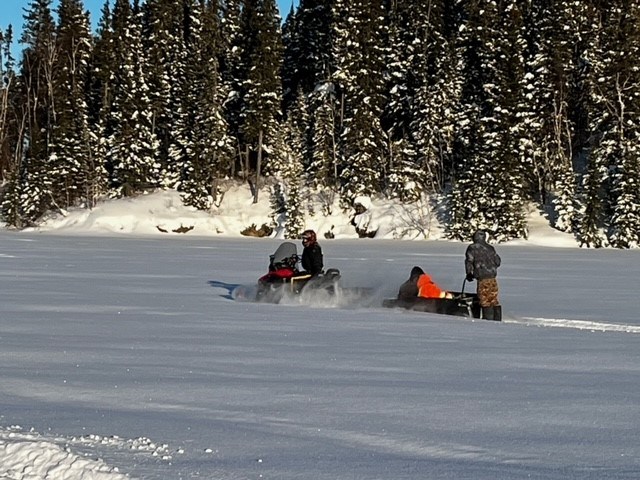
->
<box><xmin>1</xmin><ymin>188</ymin><xmax>639</xmax><ymax>479</ymax></box>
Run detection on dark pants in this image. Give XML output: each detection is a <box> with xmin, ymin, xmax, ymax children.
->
<box><xmin>477</xmin><ymin>278</ymin><xmax>499</xmax><ymax>307</ymax></box>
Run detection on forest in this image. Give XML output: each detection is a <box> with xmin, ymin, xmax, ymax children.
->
<box><xmin>0</xmin><ymin>0</ymin><xmax>638</xmax><ymax>247</ymax></box>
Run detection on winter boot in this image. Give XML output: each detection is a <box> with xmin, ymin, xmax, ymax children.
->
<box><xmin>493</xmin><ymin>305</ymin><xmax>502</xmax><ymax>322</ymax></box>
<box><xmin>481</xmin><ymin>306</ymin><xmax>495</xmax><ymax>321</ymax></box>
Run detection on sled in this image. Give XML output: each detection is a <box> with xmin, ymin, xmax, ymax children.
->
<box><xmin>382</xmin><ymin>291</ymin><xmax>489</xmax><ymax>319</ymax></box>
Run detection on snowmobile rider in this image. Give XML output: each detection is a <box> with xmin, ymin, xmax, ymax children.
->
<box><xmin>300</xmin><ymin>229</ymin><xmax>324</xmax><ymax>276</ymax></box>
<box><xmin>465</xmin><ymin>229</ymin><xmax>502</xmax><ymax>321</ymax></box>
<box><xmin>398</xmin><ymin>266</ymin><xmax>453</xmax><ymax>300</ymax></box>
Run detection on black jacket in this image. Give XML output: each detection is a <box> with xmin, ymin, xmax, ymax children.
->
<box><xmin>301</xmin><ymin>243</ymin><xmax>324</xmax><ymax>275</ymax></box>
<box><xmin>397</xmin><ymin>266</ymin><xmax>423</xmax><ymax>300</ymax></box>
<box><xmin>465</xmin><ymin>231</ymin><xmax>501</xmax><ymax>280</ymax></box>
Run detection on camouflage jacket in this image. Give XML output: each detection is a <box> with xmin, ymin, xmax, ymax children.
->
<box><xmin>465</xmin><ymin>231</ymin><xmax>501</xmax><ymax>280</ymax></box>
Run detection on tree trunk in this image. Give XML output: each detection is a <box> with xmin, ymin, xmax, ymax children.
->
<box><xmin>254</xmin><ymin>129</ymin><xmax>263</xmax><ymax>204</ymax></box>
<box><xmin>244</xmin><ymin>144</ymin><xmax>250</xmax><ymax>179</ymax></box>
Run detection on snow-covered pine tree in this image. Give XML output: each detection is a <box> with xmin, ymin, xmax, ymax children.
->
<box><xmin>178</xmin><ymin>0</ymin><xmax>235</xmax><ymax>210</ymax></box>
<box><xmin>578</xmin><ymin>156</ymin><xmax>608</xmax><ymax>248</ymax></box>
<box><xmin>0</xmin><ymin>26</ymin><xmax>17</xmax><ymax>180</ymax></box>
<box><xmin>88</xmin><ymin>1</ymin><xmax>113</xmax><ymax>119</ymax></box>
<box><xmin>107</xmin><ymin>0</ymin><xmax>160</xmax><ymax>197</ymax></box>
<box><xmin>2</xmin><ymin>0</ymin><xmax>58</xmax><ymax>226</ymax></box>
<box><xmin>573</xmin><ymin>2</ymin><xmax>610</xmax><ymax>247</ymax></box>
<box><xmin>333</xmin><ymin>0</ymin><xmax>387</xmax><ymax>201</ymax></box>
<box><xmin>87</xmin><ymin>4</ymin><xmax>114</xmax><ymax>154</ymax></box>
<box><xmin>281</xmin><ymin>0</ymin><xmax>333</xmax><ymax>113</ymax></box>
<box><xmin>281</xmin><ymin>0</ymin><xmax>339</xmax><ymax>192</ymax></box>
<box><xmin>485</xmin><ymin>0</ymin><xmax>528</xmax><ymax>240</ymax></box>
<box><xmin>281</xmin><ymin>2</ymin><xmax>299</xmax><ymax>113</ymax></box>
<box><xmin>49</xmin><ymin>0</ymin><xmax>107</xmax><ymax>210</ymax></box>
<box><xmin>308</xmin><ymin>79</ymin><xmax>338</xmax><ymax>191</ymax></box>
<box><xmin>607</xmin><ymin>139</ymin><xmax>640</xmax><ymax>249</ymax></box>
<box><xmin>85</xmin><ymin>1</ymin><xmax>117</xmax><ymax>208</ymax></box>
<box><xmin>448</xmin><ymin>1</ymin><xmax>497</xmax><ymax>240</ymax></box>
<box><xmin>546</xmin><ymin>1</ymin><xmax>581</xmax><ymax>235</ymax></box>
<box><xmin>589</xmin><ymin>1</ymin><xmax>640</xmax><ymax>248</ymax></box>
<box><xmin>0</xmin><ymin>26</ymin><xmax>23</xmax><ymax>226</ymax></box>
<box><xmin>382</xmin><ymin>0</ymin><xmax>422</xmax><ymax>201</ymax></box>
<box><xmin>448</xmin><ymin>0</ymin><xmax>527</xmax><ymax>242</ymax></box>
<box><xmin>520</xmin><ymin>0</ymin><xmax>578</xmax><ymax>234</ymax></box>
<box><xmin>238</xmin><ymin>0</ymin><xmax>284</xmax><ymax>203</ymax></box>
<box><xmin>277</xmin><ymin>96</ymin><xmax>306</xmax><ymax>239</ymax></box>
<box><xmin>142</xmin><ymin>0</ymin><xmax>188</xmax><ymax>187</ymax></box>
<box><xmin>220</xmin><ymin>0</ymin><xmax>246</xmax><ymax>177</ymax></box>
<box><xmin>402</xmin><ymin>0</ymin><xmax>460</xmax><ymax>201</ymax></box>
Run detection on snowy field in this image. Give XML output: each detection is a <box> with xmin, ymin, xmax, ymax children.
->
<box><xmin>1</xmin><ymin>229</ymin><xmax>640</xmax><ymax>479</ymax></box>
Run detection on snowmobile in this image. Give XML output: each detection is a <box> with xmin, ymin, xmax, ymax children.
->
<box><xmin>382</xmin><ymin>285</ymin><xmax>501</xmax><ymax>321</ymax></box>
<box><xmin>255</xmin><ymin>241</ymin><xmax>343</xmax><ymax>303</ymax></box>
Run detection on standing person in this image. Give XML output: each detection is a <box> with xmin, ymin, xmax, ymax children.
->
<box><xmin>398</xmin><ymin>266</ymin><xmax>452</xmax><ymax>300</ymax></box>
<box><xmin>465</xmin><ymin>230</ymin><xmax>502</xmax><ymax>321</ymax></box>
<box><xmin>300</xmin><ymin>229</ymin><xmax>323</xmax><ymax>276</ymax></box>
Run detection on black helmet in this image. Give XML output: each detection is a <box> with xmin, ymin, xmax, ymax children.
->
<box><xmin>410</xmin><ymin>266</ymin><xmax>424</xmax><ymax>278</ymax></box>
<box><xmin>301</xmin><ymin>229</ymin><xmax>317</xmax><ymax>247</ymax></box>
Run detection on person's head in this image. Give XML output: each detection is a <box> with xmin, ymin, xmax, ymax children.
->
<box><xmin>410</xmin><ymin>266</ymin><xmax>424</xmax><ymax>279</ymax></box>
<box><xmin>473</xmin><ymin>230</ymin><xmax>487</xmax><ymax>243</ymax></box>
<box><xmin>301</xmin><ymin>229</ymin><xmax>317</xmax><ymax>248</ymax></box>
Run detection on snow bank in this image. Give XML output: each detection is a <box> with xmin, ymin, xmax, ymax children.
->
<box><xmin>28</xmin><ymin>186</ymin><xmax>580</xmax><ymax>248</ymax></box>
<box><xmin>0</xmin><ymin>427</ymin><xmax>128</xmax><ymax>480</ymax></box>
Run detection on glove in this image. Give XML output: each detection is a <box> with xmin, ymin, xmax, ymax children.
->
<box><xmin>466</xmin><ymin>273</ymin><xmax>474</xmax><ymax>282</ymax></box>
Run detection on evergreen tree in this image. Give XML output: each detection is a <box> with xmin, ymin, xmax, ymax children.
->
<box><xmin>2</xmin><ymin>0</ymin><xmax>58</xmax><ymax>225</ymax></box>
<box><xmin>281</xmin><ymin>2</ymin><xmax>299</xmax><ymax>112</ymax></box>
<box><xmin>50</xmin><ymin>0</ymin><xmax>106</xmax><ymax>209</ymax></box>
<box><xmin>448</xmin><ymin>0</ymin><xmax>497</xmax><ymax>240</ymax></box>
<box><xmin>281</xmin><ymin>0</ymin><xmax>333</xmax><ymax>112</ymax></box>
<box><xmin>448</xmin><ymin>0</ymin><xmax>527</xmax><ymax>242</ymax></box>
<box><xmin>590</xmin><ymin>1</ymin><xmax>640</xmax><ymax>248</ymax></box>
<box><xmin>574</xmin><ymin>1</ymin><xmax>611</xmax><ymax>247</ymax></box>
<box><xmin>87</xmin><ymin>1</ymin><xmax>116</xmax><ymax>202</ymax></box>
<box><xmin>578</xmin><ymin>156</ymin><xmax>608</xmax><ymax>247</ymax></box>
<box><xmin>383</xmin><ymin>0</ymin><xmax>422</xmax><ymax>201</ymax></box>
<box><xmin>488</xmin><ymin>0</ymin><xmax>528</xmax><ymax>240</ymax></box>
<box><xmin>334</xmin><ymin>0</ymin><xmax>387</xmax><ymax>201</ymax></box>
<box><xmin>520</xmin><ymin>0</ymin><xmax>578</xmax><ymax>234</ymax></box>
<box><xmin>283</xmin><ymin>0</ymin><xmax>340</xmax><ymax>193</ymax></box>
<box><xmin>395</xmin><ymin>0</ymin><xmax>460</xmax><ymax>201</ymax></box>
<box><xmin>280</xmin><ymin>90</ymin><xmax>306</xmax><ymax>237</ymax></box>
<box><xmin>308</xmin><ymin>82</ymin><xmax>338</xmax><ymax>190</ymax></box>
<box><xmin>0</xmin><ymin>25</ymin><xmax>17</xmax><ymax>180</ymax></box>
<box><xmin>88</xmin><ymin>1</ymin><xmax>114</xmax><ymax>125</ymax></box>
<box><xmin>107</xmin><ymin>0</ymin><xmax>160</xmax><ymax>196</ymax></box>
<box><xmin>274</xmin><ymin>118</ymin><xmax>305</xmax><ymax>238</ymax></box>
<box><xmin>0</xmin><ymin>25</ymin><xmax>25</xmax><ymax>227</ymax></box>
<box><xmin>142</xmin><ymin>0</ymin><xmax>188</xmax><ymax>186</ymax></box>
<box><xmin>238</xmin><ymin>0</ymin><xmax>284</xmax><ymax>202</ymax></box>
<box><xmin>220</xmin><ymin>0</ymin><xmax>245</xmax><ymax>175</ymax></box>
<box><xmin>178</xmin><ymin>0</ymin><xmax>235</xmax><ymax>210</ymax></box>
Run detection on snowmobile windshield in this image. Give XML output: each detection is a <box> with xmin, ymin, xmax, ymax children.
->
<box><xmin>270</xmin><ymin>242</ymin><xmax>299</xmax><ymax>269</ymax></box>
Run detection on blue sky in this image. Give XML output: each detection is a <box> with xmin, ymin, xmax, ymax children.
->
<box><xmin>2</xmin><ymin>0</ymin><xmax>297</xmax><ymax>60</ymax></box>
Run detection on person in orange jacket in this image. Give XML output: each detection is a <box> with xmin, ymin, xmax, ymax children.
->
<box><xmin>398</xmin><ymin>266</ymin><xmax>453</xmax><ymax>300</ymax></box>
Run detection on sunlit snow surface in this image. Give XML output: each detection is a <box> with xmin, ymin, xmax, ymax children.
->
<box><xmin>1</xmin><ymin>232</ymin><xmax>639</xmax><ymax>479</ymax></box>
